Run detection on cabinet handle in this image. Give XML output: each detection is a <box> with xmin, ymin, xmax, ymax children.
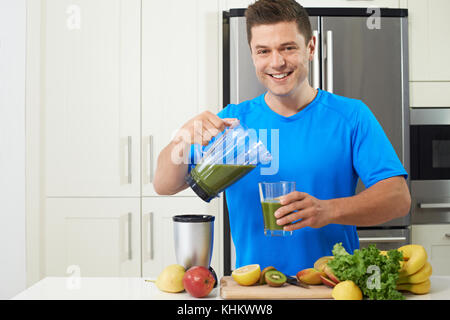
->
<box><xmin>326</xmin><ymin>30</ymin><xmax>333</xmax><ymax>93</ymax></box>
<box><xmin>419</xmin><ymin>203</ymin><xmax>450</xmax><ymax>209</ymax></box>
<box><xmin>149</xmin><ymin>212</ymin><xmax>154</xmax><ymax>260</ymax></box>
<box><xmin>127</xmin><ymin>136</ymin><xmax>132</xmax><ymax>184</ymax></box>
<box><xmin>127</xmin><ymin>212</ymin><xmax>132</xmax><ymax>260</ymax></box>
<box><xmin>149</xmin><ymin>135</ymin><xmax>154</xmax><ymax>183</ymax></box>
<box><xmin>312</xmin><ymin>30</ymin><xmax>320</xmax><ymax>89</ymax></box>
<box><xmin>359</xmin><ymin>237</ymin><xmax>407</xmax><ymax>243</ymax></box>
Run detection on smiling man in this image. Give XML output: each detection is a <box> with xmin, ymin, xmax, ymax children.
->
<box><xmin>153</xmin><ymin>0</ymin><xmax>411</xmax><ymax>275</ymax></box>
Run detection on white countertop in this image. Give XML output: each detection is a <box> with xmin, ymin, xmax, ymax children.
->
<box><xmin>12</xmin><ymin>276</ymin><xmax>450</xmax><ymax>300</ymax></box>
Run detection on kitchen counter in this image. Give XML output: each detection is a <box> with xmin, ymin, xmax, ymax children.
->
<box><xmin>12</xmin><ymin>276</ymin><xmax>450</xmax><ymax>300</ymax></box>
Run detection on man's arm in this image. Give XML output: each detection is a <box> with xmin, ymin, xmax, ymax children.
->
<box><xmin>152</xmin><ymin>139</ymin><xmax>191</xmax><ymax>195</ymax></box>
<box><xmin>153</xmin><ymin>111</ymin><xmax>237</xmax><ymax>195</ymax></box>
<box><xmin>274</xmin><ymin>176</ymin><xmax>411</xmax><ymax>231</ymax></box>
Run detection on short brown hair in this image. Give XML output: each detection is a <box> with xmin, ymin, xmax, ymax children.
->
<box><xmin>245</xmin><ymin>0</ymin><xmax>312</xmax><ymax>46</ymax></box>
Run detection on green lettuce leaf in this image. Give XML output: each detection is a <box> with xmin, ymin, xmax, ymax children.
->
<box><xmin>327</xmin><ymin>243</ymin><xmax>404</xmax><ymax>300</ymax></box>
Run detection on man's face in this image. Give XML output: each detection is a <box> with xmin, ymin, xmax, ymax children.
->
<box><xmin>249</xmin><ymin>21</ymin><xmax>315</xmax><ymax>97</ymax></box>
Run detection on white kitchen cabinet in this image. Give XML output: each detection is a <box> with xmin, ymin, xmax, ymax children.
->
<box><xmin>297</xmin><ymin>0</ymin><xmax>399</xmax><ymax>7</ymax></box>
<box><xmin>407</xmin><ymin>0</ymin><xmax>450</xmax><ymax>107</ymax></box>
<box><xmin>408</xmin><ymin>0</ymin><xmax>450</xmax><ymax>82</ymax></box>
<box><xmin>38</xmin><ymin>0</ymin><xmax>223</xmax><ymax>281</ymax></box>
<box><xmin>224</xmin><ymin>0</ymin><xmax>400</xmax><ymax>9</ymax></box>
<box><xmin>412</xmin><ymin>224</ymin><xmax>450</xmax><ymax>276</ymax></box>
<box><xmin>141</xmin><ymin>197</ymin><xmax>222</xmax><ymax>279</ymax></box>
<box><xmin>44</xmin><ymin>0</ymin><xmax>141</xmax><ymax>196</ymax></box>
<box><xmin>141</xmin><ymin>0</ymin><xmax>220</xmax><ymax>196</ymax></box>
<box><xmin>45</xmin><ymin>198</ymin><xmax>141</xmax><ymax>277</ymax></box>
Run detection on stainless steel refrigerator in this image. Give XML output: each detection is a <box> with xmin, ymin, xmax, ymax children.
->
<box><xmin>222</xmin><ymin>7</ymin><xmax>410</xmax><ymax>275</ymax></box>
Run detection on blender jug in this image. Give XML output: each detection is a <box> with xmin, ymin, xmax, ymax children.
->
<box><xmin>185</xmin><ymin>122</ymin><xmax>272</xmax><ymax>202</ymax></box>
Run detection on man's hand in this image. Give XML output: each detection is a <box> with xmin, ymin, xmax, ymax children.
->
<box><xmin>273</xmin><ymin>176</ymin><xmax>411</xmax><ymax>231</ymax></box>
<box><xmin>153</xmin><ymin>111</ymin><xmax>238</xmax><ymax>195</ymax></box>
<box><xmin>174</xmin><ymin>111</ymin><xmax>238</xmax><ymax>146</ymax></box>
<box><xmin>274</xmin><ymin>192</ymin><xmax>334</xmax><ymax>231</ymax></box>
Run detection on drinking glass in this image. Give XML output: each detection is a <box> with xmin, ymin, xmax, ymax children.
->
<box><xmin>258</xmin><ymin>181</ymin><xmax>296</xmax><ymax>236</ymax></box>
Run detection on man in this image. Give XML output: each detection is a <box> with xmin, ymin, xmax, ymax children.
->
<box><xmin>153</xmin><ymin>0</ymin><xmax>411</xmax><ymax>275</ymax></box>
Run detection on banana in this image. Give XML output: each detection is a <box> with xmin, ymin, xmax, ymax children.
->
<box><xmin>397</xmin><ymin>262</ymin><xmax>432</xmax><ymax>284</ymax></box>
<box><xmin>396</xmin><ymin>279</ymin><xmax>431</xmax><ymax>295</ymax></box>
<box><xmin>397</xmin><ymin>244</ymin><xmax>427</xmax><ymax>277</ymax></box>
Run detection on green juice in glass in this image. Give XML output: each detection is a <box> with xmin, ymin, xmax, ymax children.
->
<box><xmin>261</xmin><ymin>200</ymin><xmax>284</xmax><ymax>231</ymax></box>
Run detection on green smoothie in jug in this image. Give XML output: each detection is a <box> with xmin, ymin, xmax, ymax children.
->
<box><xmin>190</xmin><ymin>163</ymin><xmax>256</xmax><ymax>197</ymax></box>
<box><xmin>261</xmin><ymin>200</ymin><xmax>284</xmax><ymax>231</ymax></box>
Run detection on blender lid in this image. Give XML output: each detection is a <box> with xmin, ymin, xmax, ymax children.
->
<box><xmin>172</xmin><ymin>214</ymin><xmax>215</xmax><ymax>223</ymax></box>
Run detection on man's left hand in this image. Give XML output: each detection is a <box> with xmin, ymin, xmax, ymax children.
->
<box><xmin>274</xmin><ymin>191</ymin><xmax>334</xmax><ymax>231</ymax></box>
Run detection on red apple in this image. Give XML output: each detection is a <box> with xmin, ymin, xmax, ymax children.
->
<box><xmin>182</xmin><ymin>266</ymin><xmax>216</xmax><ymax>298</ymax></box>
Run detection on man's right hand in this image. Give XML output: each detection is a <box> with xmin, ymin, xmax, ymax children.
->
<box><xmin>173</xmin><ymin>111</ymin><xmax>238</xmax><ymax>146</ymax></box>
<box><xmin>153</xmin><ymin>111</ymin><xmax>238</xmax><ymax>195</ymax></box>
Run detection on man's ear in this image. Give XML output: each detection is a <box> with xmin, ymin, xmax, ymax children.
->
<box><xmin>249</xmin><ymin>45</ymin><xmax>257</xmax><ymax>67</ymax></box>
<box><xmin>308</xmin><ymin>36</ymin><xmax>316</xmax><ymax>61</ymax></box>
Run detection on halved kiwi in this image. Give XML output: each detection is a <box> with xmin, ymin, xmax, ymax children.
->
<box><xmin>259</xmin><ymin>266</ymin><xmax>276</xmax><ymax>285</ymax></box>
<box><xmin>265</xmin><ymin>270</ymin><xmax>287</xmax><ymax>287</ymax></box>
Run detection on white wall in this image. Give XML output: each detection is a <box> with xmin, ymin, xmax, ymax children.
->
<box><xmin>0</xmin><ymin>0</ymin><xmax>27</xmax><ymax>299</ymax></box>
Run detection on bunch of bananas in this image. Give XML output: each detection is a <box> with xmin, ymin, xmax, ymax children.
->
<box><xmin>395</xmin><ymin>244</ymin><xmax>431</xmax><ymax>295</ymax></box>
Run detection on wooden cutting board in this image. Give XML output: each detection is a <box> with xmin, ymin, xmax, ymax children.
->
<box><xmin>220</xmin><ymin>276</ymin><xmax>333</xmax><ymax>299</ymax></box>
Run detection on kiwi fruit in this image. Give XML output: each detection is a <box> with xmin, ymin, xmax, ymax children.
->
<box><xmin>259</xmin><ymin>266</ymin><xmax>276</xmax><ymax>285</ymax></box>
<box><xmin>265</xmin><ymin>270</ymin><xmax>287</xmax><ymax>287</ymax></box>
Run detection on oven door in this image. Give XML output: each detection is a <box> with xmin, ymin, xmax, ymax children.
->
<box><xmin>357</xmin><ymin>228</ymin><xmax>410</xmax><ymax>251</ymax></box>
<box><xmin>411</xmin><ymin>180</ymin><xmax>450</xmax><ymax>224</ymax></box>
<box><xmin>411</xmin><ymin>109</ymin><xmax>450</xmax><ymax>180</ymax></box>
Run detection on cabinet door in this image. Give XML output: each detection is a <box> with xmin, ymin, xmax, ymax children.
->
<box><xmin>44</xmin><ymin>0</ymin><xmax>141</xmax><ymax>196</ymax></box>
<box><xmin>412</xmin><ymin>224</ymin><xmax>450</xmax><ymax>276</ymax></box>
<box><xmin>408</xmin><ymin>0</ymin><xmax>450</xmax><ymax>82</ymax></box>
<box><xmin>292</xmin><ymin>0</ymin><xmax>399</xmax><ymax>7</ymax></box>
<box><xmin>45</xmin><ymin>198</ymin><xmax>141</xmax><ymax>277</ymax></box>
<box><xmin>141</xmin><ymin>0</ymin><xmax>220</xmax><ymax>196</ymax></box>
<box><xmin>142</xmin><ymin>197</ymin><xmax>222</xmax><ymax>279</ymax></box>
<box><xmin>225</xmin><ymin>0</ymin><xmax>399</xmax><ymax>9</ymax></box>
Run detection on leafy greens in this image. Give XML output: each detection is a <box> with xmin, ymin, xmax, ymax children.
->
<box><xmin>327</xmin><ymin>243</ymin><xmax>404</xmax><ymax>300</ymax></box>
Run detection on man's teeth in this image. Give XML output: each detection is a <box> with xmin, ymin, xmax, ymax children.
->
<box><xmin>271</xmin><ymin>73</ymin><xmax>289</xmax><ymax>79</ymax></box>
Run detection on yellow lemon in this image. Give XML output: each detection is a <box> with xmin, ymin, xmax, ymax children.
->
<box><xmin>232</xmin><ymin>264</ymin><xmax>261</xmax><ymax>286</ymax></box>
<box><xmin>332</xmin><ymin>280</ymin><xmax>363</xmax><ymax>300</ymax></box>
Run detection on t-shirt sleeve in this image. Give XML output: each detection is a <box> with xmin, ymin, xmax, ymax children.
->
<box><xmin>187</xmin><ymin>105</ymin><xmax>235</xmax><ymax>173</ymax></box>
<box><xmin>351</xmin><ymin>101</ymin><xmax>408</xmax><ymax>188</ymax></box>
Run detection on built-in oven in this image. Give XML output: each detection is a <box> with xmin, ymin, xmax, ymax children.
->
<box><xmin>410</xmin><ymin>109</ymin><xmax>450</xmax><ymax>224</ymax></box>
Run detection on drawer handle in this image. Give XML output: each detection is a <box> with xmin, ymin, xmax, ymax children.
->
<box><xmin>419</xmin><ymin>203</ymin><xmax>450</xmax><ymax>209</ymax></box>
<box><xmin>149</xmin><ymin>212</ymin><xmax>154</xmax><ymax>260</ymax></box>
<box><xmin>127</xmin><ymin>136</ymin><xmax>132</xmax><ymax>184</ymax></box>
<box><xmin>359</xmin><ymin>237</ymin><xmax>407</xmax><ymax>243</ymax></box>
<box><xmin>128</xmin><ymin>212</ymin><xmax>132</xmax><ymax>260</ymax></box>
<box><xmin>149</xmin><ymin>135</ymin><xmax>154</xmax><ymax>183</ymax></box>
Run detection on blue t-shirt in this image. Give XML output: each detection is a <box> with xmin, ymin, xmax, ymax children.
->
<box><xmin>190</xmin><ymin>89</ymin><xmax>407</xmax><ymax>276</ymax></box>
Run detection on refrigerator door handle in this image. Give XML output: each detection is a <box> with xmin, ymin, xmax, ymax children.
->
<box><xmin>326</xmin><ymin>30</ymin><xmax>333</xmax><ymax>93</ymax></box>
<box><xmin>312</xmin><ymin>30</ymin><xmax>320</xmax><ymax>89</ymax></box>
